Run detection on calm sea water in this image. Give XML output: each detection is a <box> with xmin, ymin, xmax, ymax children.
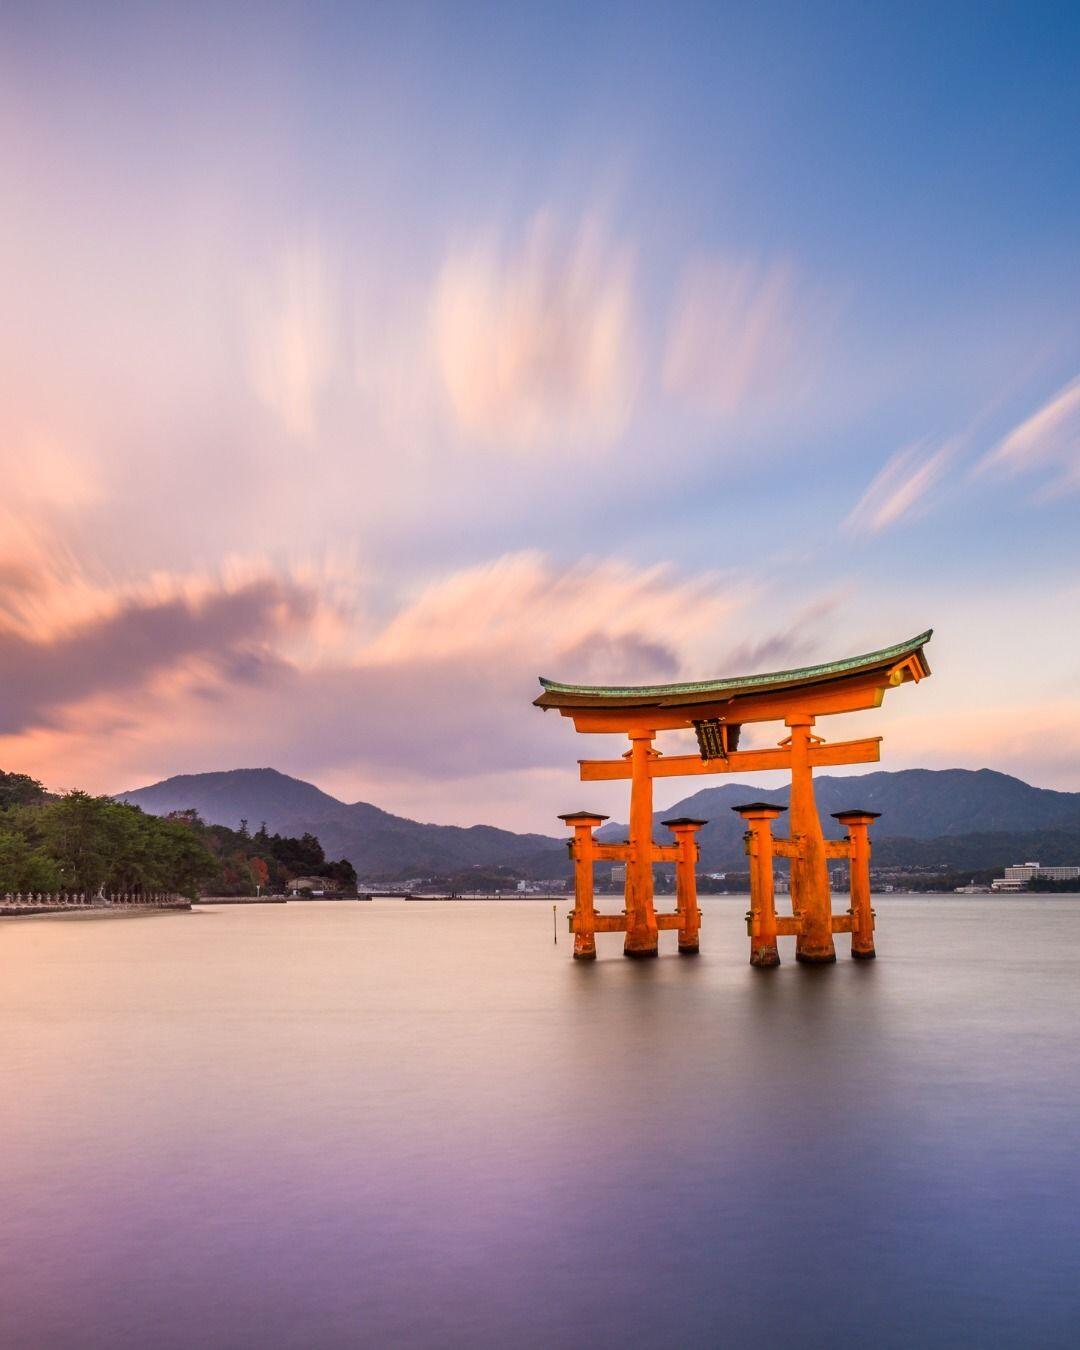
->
<box><xmin>2</xmin><ymin>896</ymin><xmax>1079</xmax><ymax>1350</ymax></box>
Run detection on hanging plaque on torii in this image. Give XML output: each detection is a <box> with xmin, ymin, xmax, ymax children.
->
<box><xmin>534</xmin><ymin>630</ymin><xmax>932</xmax><ymax>965</ymax></box>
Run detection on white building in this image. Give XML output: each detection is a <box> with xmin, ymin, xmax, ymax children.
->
<box><xmin>991</xmin><ymin>861</ymin><xmax>1080</xmax><ymax>892</ymax></box>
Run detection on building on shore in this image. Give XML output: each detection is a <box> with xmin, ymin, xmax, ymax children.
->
<box><xmin>287</xmin><ymin>876</ymin><xmax>341</xmax><ymax>897</ymax></box>
<box><xmin>990</xmin><ymin>862</ymin><xmax>1080</xmax><ymax>892</ymax></box>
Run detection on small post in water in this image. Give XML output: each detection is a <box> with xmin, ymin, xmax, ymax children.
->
<box><xmin>553</xmin><ymin>903</ymin><xmax>558</xmax><ymax>944</ymax></box>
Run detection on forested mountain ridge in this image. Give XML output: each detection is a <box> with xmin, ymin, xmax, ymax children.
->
<box><xmin>0</xmin><ymin>770</ymin><xmax>355</xmax><ymax>897</ymax></box>
<box><xmin>116</xmin><ymin>765</ymin><xmax>1080</xmax><ymax>879</ymax></box>
<box><xmin>594</xmin><ymin>768</ymin><xmax>1080</xmax><ymax>868</ymax></box>
<box><xmin>118</xmin><ymin>768</ymin><xmax>567</xmax><ymax>878</ymax></box>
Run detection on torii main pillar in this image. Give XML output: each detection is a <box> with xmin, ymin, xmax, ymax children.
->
<box><xmin>786</xmin><ymin>715</ymin><xmax>835</xmax><ymax>963</ymax></box>
<box><xmin>625</xmin><ymin>732</ymin><xmax>659</xmax><ymax>957</ymax></box>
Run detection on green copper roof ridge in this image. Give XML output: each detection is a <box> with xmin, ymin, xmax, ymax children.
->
<box><xmin>538</xmin><ymin>629</ymin><xmax>932</xmax><ymax>699</ymax></box>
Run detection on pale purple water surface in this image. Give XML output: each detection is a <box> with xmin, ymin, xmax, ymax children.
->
<box><xmin>2</xmin><ymin>897</ymin><xmax>1079</xmax><ymax>1349</ymax></box>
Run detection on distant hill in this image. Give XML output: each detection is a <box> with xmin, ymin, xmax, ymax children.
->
<box><xmin>868</xmin><ymin>826</ymin><xmax>1080</xmax><ymax>872</ymax></box>
<box><xmin>116</xmin><ymin>766</ymin><xmax>1080</xmax><ymax>879</ymax></box>
<box><xmin>115</xmin><ymin>768</ymin><xmax>346</xmax><ymax>830</ymax></box>
<box><xmin>116</xmin><ymin>768</ymin><xmax>568</xmax><ymax>879</ymax></box>
<box><xmin>603</xmin><ymin>768</ymin><xmax>1080</xmax><ymax>870</ymax></box>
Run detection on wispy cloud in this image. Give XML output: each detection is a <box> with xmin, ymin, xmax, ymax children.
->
<box><xmin>977</xmin><ymin>375</ymin><xmax>1080</xmax><ymax>497</ymax></box>
<box><xmin>844</xmin><ymin>438</ymin><xmax>954</xmax><ymax>535</ymax></box>
<box><xmin>720</xmin><ymin>593</ymin><xmax>846</xmax><ymax>673</ymax></box>
<box><xmin>368</xmin><ymin>551</ymin><xmax>731</xmax><ymax>669</ymax></box>
<box><xmin>6</xmin><ymin>434</ymin><xmax>103</xmax><ymax>512</ymax></box>
<box><xmin>0</xmin><ymin>548</ymin><xmax>742</xmax><ymax>799</ymax></box>
<box><xmin>0</xmin><ymin>576</ymin><xmax>313</xmax><ymax>735</ymax></box>
<box><xmin>245</xmin><ymin>235</ymin><xmax>336</xmax><ymax>440</ymax></box>
<box><xmin>431</xmin><ymin>212</ymin><xmax>640</xmax><ymax>450</ymax></box>
<box><xmin>662</xmin><ymin>255</ymin><xmax>835</xmax><ymax>420</ymax></box>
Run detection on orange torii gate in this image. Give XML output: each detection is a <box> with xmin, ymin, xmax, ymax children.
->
<box><xmin>535</xmin><ymin>630</ymin><xmax>932</xmax><ymax>965</ymax></box>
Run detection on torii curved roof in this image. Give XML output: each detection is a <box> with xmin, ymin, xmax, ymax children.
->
<box><xmin>534</xmin><ymin>629</ymin><xmax>932</xmax><ymax>712</ymax></box>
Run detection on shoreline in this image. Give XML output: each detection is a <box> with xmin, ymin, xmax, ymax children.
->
<box><xmin>193</xmin><ymin>896</ymin><xmax>288</xmax><ymax>905</ymax></box>
<box><xmin>1</xmin><ymin>902</ymin><xmax>191</xmax><ymax>920</ymax></box>
<box><xmin>5</xmin><ymin>891</ymin><xmax>1074</xmax><ymax>922</ymax></box>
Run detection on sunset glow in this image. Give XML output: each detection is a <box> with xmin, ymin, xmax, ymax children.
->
<box><xmin>1</xmin><ymin>4</ymin><xmax>1077</xmax><ymax>827</ymax></box>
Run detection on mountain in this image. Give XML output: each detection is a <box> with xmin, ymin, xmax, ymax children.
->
<box><xmin>868</xmin><ymin>826</ymin><xmax>1080</xmax><ymax>872</ymax></box>
<box><xmin>600</xmin><ymin>768</ymin><xmax>1080</xmax><ymax>870</ymax></box>
<box><xmin>116</xmin><ymin>766</ymin><xmax>1080</xmax><ymax>879</ymax></box>
<box><xmin>116</xmin><ymin>768</ymin><xmax>346</xmax><ymax>830</ymax></box>
<box><xmin>116</xmin><ymin>768</ymin><xmax>568</xmax><ymax>879</ymax></box>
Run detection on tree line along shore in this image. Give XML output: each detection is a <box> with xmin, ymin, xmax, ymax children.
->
<box><xmin>0</xmin><ymin>770</ymin><xmax>356</xmax><ymax>900</ymax></box>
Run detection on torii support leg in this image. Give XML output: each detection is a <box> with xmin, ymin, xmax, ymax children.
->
<box><xmin>733</xmin><ymin>803</ymin><xmax>785</xmax><ymax>967</ymax></box>
<box><xmin>833</xmin><ymin>810</ymin><xmax>880</xmax><ymax>960</ymax></box>
<box><xmin>624</xmin><ymin>732</ymin><xmax>659</xmax><ymax>958</ymax></box>
<box><xmin>663</xmin><ymin>817</ymin><xmax>705</xmax><ymax>954</ymax></box>
<box><xmin>787</xmin><ymin>716</ymin><xmax>836</xmax><ymax>964</ymax></box>
<box><xmin>558</xmin><ymin>812</ymin><xmax>608</xmax><ymax>960</ymax></box>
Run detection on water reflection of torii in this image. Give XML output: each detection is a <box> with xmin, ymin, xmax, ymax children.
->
<box><xmin>535</xmin><ymin>630</ymin><xmax>932</xmax><ymax>966</ymax></box>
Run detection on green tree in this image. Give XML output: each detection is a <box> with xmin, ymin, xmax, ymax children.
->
<box><xmin>0</xmin><ymin>827</ymin><xmax>62</xmax><ymax>893</ymax></box>
<box><xmin>33</xmin><ymin>793</ymin><xmax>220</xmax><ymax>897</ymax></box>
<box><xmin>0</xmin><ymin>772</ymin><xmax>355</xmax><ymax>901</ymax></box>
<box><xmin>0</xmin><ymin>770</ymin><xmax>49</xmax><ymax>809</ymax></box>
<box><xmin>148</xmin><ymin>816</ymin><xmax>220</xmax><ymax>897</ymax></box>
<box><xmin>36</xmin><ymin>793</ymin><xmax>116</xmax><ymax>892</ymax></box>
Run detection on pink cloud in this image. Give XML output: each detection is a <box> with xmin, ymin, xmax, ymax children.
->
<box><xmin>0</xmin><ymin>573</ymin><xmax>315</xmax><ymax>735</ymax></box>
<box><xmin>244</xmin><ymin>234</ymin><xmax>337</xmax><ymax>440</ymax></box>
<box><xmin>844</xmin><ymin>438</ymin><xmax>954</xmax><ymax>534</ymax></box>
<box><xmin>663</xmin><ymin>255</ymin><xmax>835</xmax><ymax>420</ymax></box>
<box><xmin>431</xmin><ymin>213</ymin><xmax>640</xmax><ymax>449</ymax></box>
<box><xmin>872</xmin><ymin>700</ymin><xmax>1080</xmax><ymax>792</ymax></box>
<box><xmin>1</xmin><ymin>526</ymin><xmax>1074</xmax><ymax>830</ymax></box>
<box><xmin>0</xmin><ymin>550</ymin><xmax>740</xmax><ymax>804</ymax></box>
<box><xmin>368</xmin><ymin>551</ymin><xmax>734</xmax><ymax>669</ymax></box>
<box><xmin>977</xmin><ymin>375</ymin><xmax>1080</xmax><ymax>497</ymax></box>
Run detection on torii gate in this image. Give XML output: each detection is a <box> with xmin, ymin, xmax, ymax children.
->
<box><xmin>535</xmin><ymin>630</ymin><xmax>932</xmax><ymax>965</ymax></box>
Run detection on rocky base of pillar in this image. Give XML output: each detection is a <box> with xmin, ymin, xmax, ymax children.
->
<box><xmin>795</xmin><ymin>947</ymin><xmax>838</xmax><ymax>964</ymax></box>
<box><xmin>750</xmin><ymin>944</ymin><xmax>780</xmax><ymax>967</ymax></box>
<box><xmin>623</xmin><ymin>943</ymin><xmax>659</xmax><ymax>959</ymax></box>
<box><xmin>572</xmin><ymin>946</ymin><xmax>597</xmax><ymax>960</ymax></box>
<box><xmin>851</xmin><ymin>946</ymin><xmax>876</xmax><ymax>960</ymax></box>
<box><xmin>677</xmin><ymin>941</ymin><xmax>700</xmax><ymax>955</ymax></box>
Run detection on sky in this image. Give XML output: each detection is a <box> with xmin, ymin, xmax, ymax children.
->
<box><xmin>1</xmin><ymin>1</ymin><xmax>1078</xmax><ymax>831</ymax></box>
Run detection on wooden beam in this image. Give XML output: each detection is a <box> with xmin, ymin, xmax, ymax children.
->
<box><xmin>774</xmin><ymin>835</ymin><xmax>857</xmax><ymax>861</ymax></box>
<box><xmin>579</xmin><ymin>736</ymin><xmax>881</xmax><ymax>782</ymax></box>
<box><xmin>576</xmin><ymin>910</ymin><xmax>686</xmax><ymax>934</ymax></box>
<box><xmin>587</xmin><ymin>842</ymin><xmax>682</xmax><ymax>861</ymax></box>
<box><xmin>592</xmin><ymin>843</ymin><xmax>632</xmax><ymax>862</ymax></box>
<box><xmin>592</xmin><ymin>914</ymin><xmax>630</xmax><ymax>932</ymax></box>
<box><xmin>564</xmin><ymin>674</ymin><xmax>889</xmax><ymax>733</ymax></box>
